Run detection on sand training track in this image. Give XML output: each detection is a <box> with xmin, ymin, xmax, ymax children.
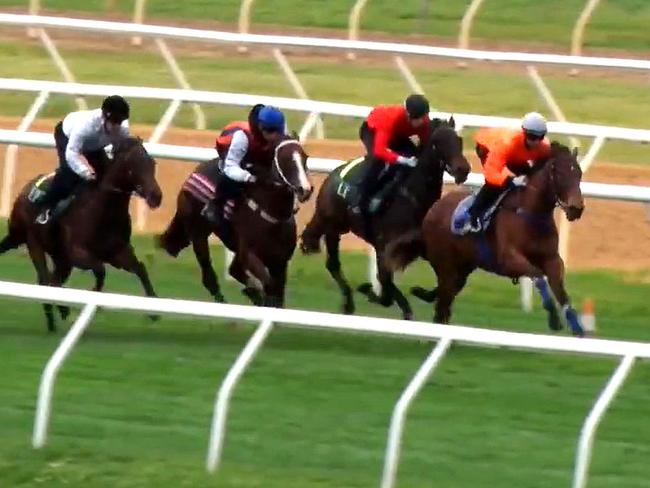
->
<box><xmin>1</xmin><ymin>117</ymin><xmax>650</xmax><ymax>271</ymax></box>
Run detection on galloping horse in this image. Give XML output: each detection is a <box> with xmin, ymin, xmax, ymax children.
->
<box><xmin>0</xmin><ymin>137</ymin><xmax>163</xmax><ymax>331</ymax></box>
<box><xmin>386</xmin><ymin>142</ymin><xmax>586</xmax><ymax>335</ymax></box>
<box><xmin>299</xmin><ymin>118</ymin><xmax>470</xmax><ymax>320</ymax></box>
<box><xmin>157</xmin><ymin>134</ymin><xmax>313</xmax><ymax>307</ymax></box>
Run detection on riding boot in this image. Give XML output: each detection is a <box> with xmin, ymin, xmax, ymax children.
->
<box><xmin>34</xmin><ymin>171</ymin><xmax>71</xmax><ymax>224</ymax></box>
<box><xmin>465</xmin><ymin>184</ymin><xmax>503</xmax><ymax>232</ymax></box>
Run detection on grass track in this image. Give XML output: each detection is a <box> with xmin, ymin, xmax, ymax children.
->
<box><xmin>0</xmin><ymin>219</ymin><xmax>649</xmax><ymax>487</ymax></box>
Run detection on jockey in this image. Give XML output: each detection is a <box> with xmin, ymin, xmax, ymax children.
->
<box><xmin>351</xmin><ymin>94</ymin><xmax>431</xmax><ymax>228</ymax></box>
<box><xmin>201</xmin><ymin>104</ymin><xmax>285</xmax><ymax>224</ymax></box>
<box><xmin>460</xmin><ymin>112</ymin><xmax>551</xmax><ymax>233</ymax></box>
<box><xmin>35</xmin><ymin>95</ymin><xmax>130</xmax><ymax>224</ymax></box>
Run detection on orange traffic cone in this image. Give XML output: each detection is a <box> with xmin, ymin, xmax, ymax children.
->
<box><xmin>580</xmin><ymin>297</ymin><xmax>596</xmax><ymax>333</ymax></box>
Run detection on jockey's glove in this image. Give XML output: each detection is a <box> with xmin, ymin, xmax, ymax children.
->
<box><xmin>245</xmin><ymin>174</ymin><xmax>257</xmax><ymax>184</ymax></box>
<box><xmin>79</xmin><ymin>167</ymin><xmax>96</xmax><ymax>181</ymax></box>
<box><xmin>396</xmin><ymin>156</ymin><xmax>418</xmax><ymax>168</ymax></box>
<box><xmin>509</xmin><ymin>175</ymin><xmax>528</xmax><ymax>188</ymax></box>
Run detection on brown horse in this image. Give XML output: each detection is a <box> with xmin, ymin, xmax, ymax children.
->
<box><xmin>157</xmin><ymin>135</ymin><xmax>313</xmax><ymax>307</ymax></box>
<box><xmin>386</xmin><ymin>141</ymin><xmax>587</xmax><ymax>335</ymax></box>
<box><xmin>0</xmin><ymin>137</ymin><xmax>163</xmax><ymax>331</ymax></box>
<box><xmin>299</xmin><ymin>118</ymin><xmax>470</xmax><ymax>320</ymax></box>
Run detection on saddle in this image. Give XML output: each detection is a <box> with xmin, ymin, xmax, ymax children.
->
<box><xmin>451</xmin><ymin>189</ymin><xmax>511</xmax><ymax>236</ymax></box>
<box><xmin>28</xmin><ymin>173</ymin><xmax>76</xmax><ymax>220</ymax></box>
<box><xmin>335</xmin><ymin>157</ymin><xmax>400</xmax><ymax>215</ymax></box>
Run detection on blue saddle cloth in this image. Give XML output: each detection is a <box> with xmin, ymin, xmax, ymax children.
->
<box><xmin>451</xmin><ymin>190</ymin><xmax>510</xmax><ymax>236</ymax></box>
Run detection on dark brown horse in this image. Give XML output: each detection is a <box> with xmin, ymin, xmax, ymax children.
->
<box><xmin>157</xmin><ymin>135</ymin><xmax>313</xmax><ymax>307</ymax></box>
<box><xmin>386</xmin><ymin>142</ymin><xmax>587</xmax><ymax>335</ymax></box>
<box><xmin>0</xmin><ymin>137</ymin><xmax>163</xmax><ymax>331</ymax></box>
<box><xmin>299</xmin><ymin>118</ymin><xmax>470</xmax><ymax>320</ymax></box>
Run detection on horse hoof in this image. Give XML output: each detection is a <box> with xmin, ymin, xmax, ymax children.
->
<box><xmin>403</xmin><ymin>312</ymin><xmax>414</xmax><ymax>321</ymax></box>
<box><xmin>242</xmin><ymin>287</ymin><xmax>263</xmax><ymax>306</ymax></box>
<box><xmin>148</xmin><ymin>314</ymin><xmax>161</xmax><ymax>322</ymax></box>
<box><xmin>214</xmin><ymin>293</ymin><xmax>226</xmax><ymax>303</ymax></box>
<box><xmin>58</xmin><ymin>305</ymin><xmax>71</xmax><ymax>320</ymax></box>
<box><xmin>411</xmin><ymin>286</ymin><xmax>437</xmax><ymax>303</ymax></box>
<box><xmin>357</xmin><ymin>283</ymin><xmax>372</xmax><ymax>295</ymax></box>
<box><xmin>547</xmin><ymin>311</ymin><xmax>563</xmax><ymax>331</ymax></box>
<box><xmin>299</xmin><ymin>240</ymin><xmax>320</xmax><ymax>255</ymax></box>
<box><xmin>343</xmin><ymin>302</ymin><xmax>355</xmax><ymax>315</ymax></box>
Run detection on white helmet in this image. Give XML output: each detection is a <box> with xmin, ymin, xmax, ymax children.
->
<box><xmin>521</xmin><ymin>112</ymin><xmax>547</xmax><ymax>137</ymax></box>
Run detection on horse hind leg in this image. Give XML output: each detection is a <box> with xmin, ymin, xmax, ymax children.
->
<box><xmin>433</xmin><ymin>270</ymin><xmax>469</xmax><ymax>324</ymax></box>
<box><xmin>300</xmin><ymin>211</ymin><xmax>326</xmax><ymax>255</ymax></box>
<box><xmin>26</xmin><ymin>238</ymin><xmax>55</xmax><ymax>332</ymax></box>
<box><xmin>324</xmin><ymin>233</ymin><xmax>355</xmax><ymax>314</ymax></box>
<box><xmin>229</xmin><ymin>256</ymin><xmax>264</xmax><ymax>306</ymax></box>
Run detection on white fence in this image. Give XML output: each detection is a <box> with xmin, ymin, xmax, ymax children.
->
<box><xmin>0</xmin><ymin>279</ymin><xmax>647</xmax><ymax>488</ymax></box>
<box><xmin>2</xmin><ymin>128</ymin><xmax>650</xmax><ymax>204</ymax></box>
<box><xmin>2</xmin><ymin>77</ymin><xmax>650</xmax><ymax>143</ymax></box>
<box><xmin>3</xmin><ymin>13</ymin><xmax>650</xmax><ymax>71</ymax></box>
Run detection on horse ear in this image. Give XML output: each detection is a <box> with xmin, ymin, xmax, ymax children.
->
<box><xmin>447</xmin><ymin>116</ymin><xmax>455</xmax><ymax>129</ymax></box>
<box><xmin>572</xmin><ymin>147</ymin><xmax>579</xmax><ymax>158</ymax></box>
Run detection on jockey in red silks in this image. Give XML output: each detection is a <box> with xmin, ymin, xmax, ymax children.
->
<box><xmin>201</xmin><ymin>104</ymin><xmax>286</xmax><ymax>224</ymax></box>
<box><xmin>351</xmin><ymin>94</ymin><xmax>432</xmax><ymax>233</ymax></box>
<box><xmin>34</xmin><ymin>95</ymin><xmax>130</xmax><ymax>224</ymax></box>
<box><xmin>459</xmin><ymin>112</ymin><xmax>551</xmax><ymax>234</ymax></box>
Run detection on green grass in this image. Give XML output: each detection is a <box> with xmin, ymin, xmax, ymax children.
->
<box><xmin>4</xmin><ymin>39</ymin><xmax>648</xmax><ymax>165</ymax></box>
<box><xmin>0</xmin><ymin>220</ymin><xmax>649</xmax><ymax>487</ymax></box>
<box><xmin>2</xmin><ymin>0</ymin><xmax>650</xmax><ymax>52</ymax></box>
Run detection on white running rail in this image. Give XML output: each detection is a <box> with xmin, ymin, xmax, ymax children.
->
<box><xmin>0</xmin><ymin>280</ymin><xmax>647</xmax><ymax>487</ymax></box>
<box><xmin>2</xmin><ymin>14</ymin><xmax>650</xmax><ymax>71</ymax></box>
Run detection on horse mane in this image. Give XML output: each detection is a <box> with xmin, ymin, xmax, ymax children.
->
<box><xmin>113</xmin><ymin>136</ymin><xmax>144</xmax><ymax>158</ymax></box>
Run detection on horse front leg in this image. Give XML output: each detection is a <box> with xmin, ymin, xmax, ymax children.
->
<box><xmin>324</xmin><ymin>233</ymin><xmax>355</xmax><ymax>314</ymax></box>
<box><xmin>533</xmin><ymin>277</ymin><xmax>562</xmax><ymax>331</ymax></box>
<box><xmin>192</xmin><ymin>231</ymin><xmax>225</xmax><ymax>302</ymax></box>
<box><xmin>543</xmin><ymin>255</ymin><xmax>584</xmax><ymax>337</ymax></box>
<box><xmin>26</xmin><ymin>237</ymin><xmax>55</xmax><ymax>332</ymax></box>
<box><xmin>109</xmin><ymin>244</ymin><xmax>159</xmax><ymax>321</ymax></box>
<box><xmin>264</xmin><ymin>263</ymin><xmax>287</xmax><ymax>309</ymax></box>
<box><xmin>50</xmin><ymin>255</ymin><xmax>73</xmax><ymax>321</ymax></box>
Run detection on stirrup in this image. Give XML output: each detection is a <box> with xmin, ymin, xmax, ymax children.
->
<box><xmin>35</xmin><ymin>209</ymin><xmax>51</xmax><ymax>225</ymax></box>
<box><xmin>201</xmin><ymin>202</ymin><xmax>219</xmax><ymax>223</ymax></box>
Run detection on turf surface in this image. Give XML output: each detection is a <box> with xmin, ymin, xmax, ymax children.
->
<box><xmin>0</xmin><ymin>219</ymin><xmax>649</xmax><ymax>487</ymax></box>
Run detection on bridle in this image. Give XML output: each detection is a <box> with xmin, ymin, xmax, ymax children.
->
<box><xmin>271</xmin><ymin>138</ymin><xmax>305</xmax><ymax>194</ymax></box>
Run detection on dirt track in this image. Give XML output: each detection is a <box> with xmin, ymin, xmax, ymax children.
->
<box><xmin>1</xmin><ymin>117</ymin><xmax>650</xmax><ymax>271</ymax></box>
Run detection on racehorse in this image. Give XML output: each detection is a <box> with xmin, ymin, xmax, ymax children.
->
<box><xmin>299</xmin><ymin>117</ymin><xmax>470</xmax><ymax>320</ymax></box>
<box><xmin>0</xmin><ymin>136</ymin><xmax>163</xmax><ymax>331</ymax></box>
<box><xmin>156</xmin><ymin>135</ymin><xmax>313</xmax><ymax>307</ymax></box>
<box><xmin>386</xmin><ymin>141</ymin><xmax>586</xmax><ymax>335</ymax></box>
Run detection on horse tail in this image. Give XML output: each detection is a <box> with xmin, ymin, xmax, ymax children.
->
<box><xmin>0</xmin><ymin>204</ymin><xmax>27</xmax><ymax>255</ymax></box>
<box><xmin>385</xmin><ymin>229</ymin><xmax>423</xmax><ymax>272</ymax></box>
<box><xmin>156</xmin><ymin>210</ymin><xmax>190</xmax><ymax>258</ymax></box>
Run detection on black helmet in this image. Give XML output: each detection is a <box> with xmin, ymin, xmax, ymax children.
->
<box><xmin>101</xmin><ymin>95</ymin><xmax>130</xmax><ymax>123</ymax></box>
<box><xmin>405</xmin><ymin>94</ymin><xmax>430</xmax><ymax>119</ymax></box>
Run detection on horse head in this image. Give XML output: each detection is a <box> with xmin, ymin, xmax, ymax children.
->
<box><xmin>545</xmin><ymin>143</ymin><xmax>584</xmax><ymax>221</ymax></box>
<box><xmin>108</xmin><ymin>137</ymin><xmax>162</xmax><ymax>209</ymax></box>
<box><xmin>268</xmin><ymin>136</ymin><xmax>313</xmax><ymax>203</ymax></box>
<box><xmin>426</xmin><ymin>116</ymin><xmax>470</xmax><ymax>184</ymax></box>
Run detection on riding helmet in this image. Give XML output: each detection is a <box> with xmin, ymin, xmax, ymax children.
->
<box><xmin>102</xmin><ymin>95</ymin><xmax>130</xmax><ymax>123</ymax></box>
<box><xmin>258</xmin><ymin>106</ymin><xmax>285</xmax><ymax>132</ymax></box>
<box><xmin>404</xmin><ymin>94</ymin><xmax>430</xmax><ymax>119</ymax></box>
<box><xmin>521</xmin><ymin>112</ymin><xmax>547</xmax><ymax>137</ymax></box>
